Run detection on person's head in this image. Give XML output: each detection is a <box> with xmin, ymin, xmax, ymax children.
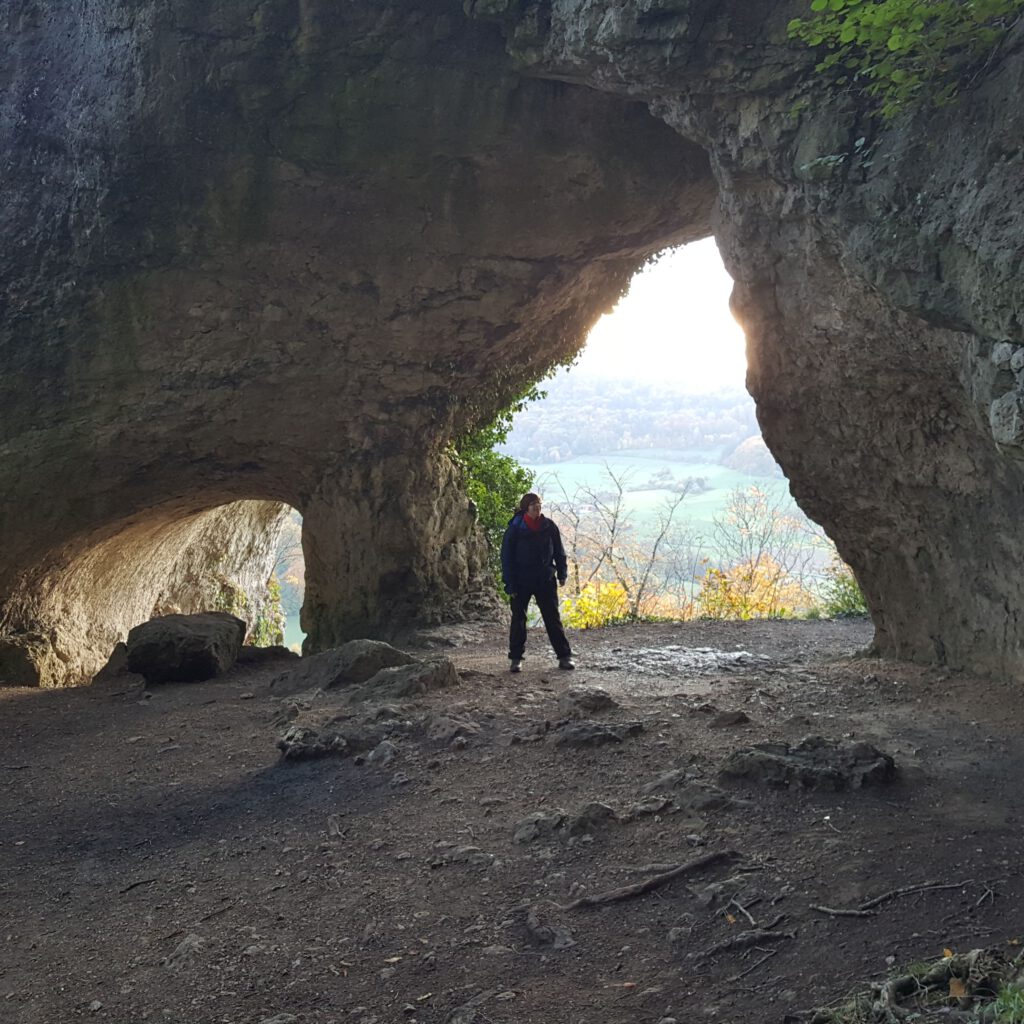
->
<box><xmin>518</xmin><ymin>492</ymin><xmax>542</xmax><ymax>517</ymax></box>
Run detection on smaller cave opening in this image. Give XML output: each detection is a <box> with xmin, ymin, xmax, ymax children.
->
<box><xmin>0</xmin><ymin>498</ymin><xmax>301</xmax><ymax>687</ymax></box>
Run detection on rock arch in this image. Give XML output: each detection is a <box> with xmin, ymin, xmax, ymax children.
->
<box><xmin>1</xmin><ymin>0</ymin><xmax>712</xmax><ymax>683</ymax></box>
<box><xmin>2</xmin><ymin>0</ymin><xmax>1023</xmax><ymax>682</ymax></box>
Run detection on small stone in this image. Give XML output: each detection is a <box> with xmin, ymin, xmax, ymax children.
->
<box><xmin>368</xmin><ymin>740</ymin><xmax>398</xmax><ymax>765</ymax></box>
<box><xmin>88</xmin><ymin>1001</ymin><xmax>103</xmax><ymax>1012</ymax></box>
<box><xmin>163</xmin><ymin>932</ymin><xmax>204</xmax><ymax>969</ymax></box>
<box><xmin>990</xmin><ymin>391</ymin><xmax>1024</xmax><ymax>446</ymax></box>
<box><xmin>708</xmin><ymin>710</ymin><xmax>750</xmax><ymax>728</ymax></box>
<box><xmin>512</xmin><ymin>811</ymin><xmax>565</xmax><ymax>844</ymax></box>
<box><xmin>624</xmin><ymin>796</ymin><xmax>671</xmax><ymax>819</ymax></box>
<box><xmin>720</xmin><ymin>735</ymin><xmax>896</xmax><ymax>789</ymax></box>
<box><xmin>558</xmin><ymin>686</ymin><xmax>619</xmax><ymax>718</ymax></box>
<box><xmin>1012</xmin><ymin>347</ymin><xmax>1024</xmax><ymax>373</ymax></box>
<box><xmin>991</xmin><ymin>341</ymin><xmax>1015</xmax><ymax>368</ymax></box>
<box><xmin>565</xmin><ymin>801</ymin><xmax>619</xmax><ymax>835</ymax></box>
<box><xmin>550</xmin><ymin>720</ymin><xmax>644</xmax><ymax>747</ymax></box>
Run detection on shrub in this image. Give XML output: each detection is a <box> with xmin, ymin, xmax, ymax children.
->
<box><xmin>788</xmin><ymin>0</ymin><xmax>1023</xmax><ymax>118</ymax></box>
<box><xmin>561</xmin><ymin>581</ymin><xmax>630</xmax><ymax>629</ymax></box>
<box><xmin>820</xmin><ymin>556</ymin><xmax>868</xmax><ymax>616</ymax></box>
<box><xmin>450</xmin><ymin>384</ymin><xmax>543</xmax><ymax>596</ymax></box>
<box><xmin>695</xmin><ymin>556</ymin><xmax>818</xmax><ymax>620</ymax></box>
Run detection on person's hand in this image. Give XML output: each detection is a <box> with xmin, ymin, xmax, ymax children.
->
<box><xmin>557</xmin><ymin>576</ymin><xmax>566</xmax><ymax>587</ymax></box>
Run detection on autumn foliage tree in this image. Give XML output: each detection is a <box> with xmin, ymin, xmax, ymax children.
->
<box><xmin>694</xmin><ymin>486</ymin><xmax>824</xmax><ymax>619</ymax></box>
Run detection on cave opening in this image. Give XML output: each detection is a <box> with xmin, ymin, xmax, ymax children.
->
<box><xmin>502</xmin><ymin>238</ymin><xmax>838</xmax><ymax>624</ymax></box>
<box><xmin>0</xmin><ymin>498</ymin><xmax>298</xmax><ymax>688</ymax></box>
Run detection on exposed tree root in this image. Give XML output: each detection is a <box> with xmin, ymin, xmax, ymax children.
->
<box><xmin>810</xmin><ymin>947</ymin><xmax>1023</xmax><ymax>1024</ymax></box>
<box><xmin>559</xmin><ymin>849</ymin><xmax>742</xmax><ymax>911</ymax></box>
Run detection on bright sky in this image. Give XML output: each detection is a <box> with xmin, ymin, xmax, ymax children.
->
<box><xmin>574</xmin><ymin>238</ymin><xmax>748</xmax><ymax>391</ymax></box>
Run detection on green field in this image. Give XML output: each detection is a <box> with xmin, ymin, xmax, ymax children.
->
<box><xmin>529</xmin><ymin>450</ymin><xmax>792</xmax><ymax>537</ymax></box>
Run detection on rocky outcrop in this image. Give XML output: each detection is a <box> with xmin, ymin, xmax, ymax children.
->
<box><xmin>270</xmin><ymin>639</ymin><xmax>417</xmax><ymax>696</ymax></box>
<box><xmin>3</xmin><ymin>0</ymin><xmax>1024</xmax><ymax>680</ymax></box>
<box><xmin>0</xmin><ymin>0</ymin><xmax>710</xmax><ymax>684</ymax></box>
<box><xmin>471</xmin><ymin>0</ymin><xmax>1024</xmax><ymax>677</ymax></box>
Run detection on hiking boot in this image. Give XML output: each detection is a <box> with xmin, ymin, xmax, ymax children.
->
<box><xmin>510</xmin><ymin>659</ymin><xmax>523</xmax><ymax>674</ymax></box>
<box><xmin>558</xmin><ymin>657</ymin><xmax>576</xmax><ymax>671</ymax></box>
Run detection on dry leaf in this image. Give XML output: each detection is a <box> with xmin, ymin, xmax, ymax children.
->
<box><xmin>383</xmin><ymin>956</ymin><xmax>403</xmax><ymax>963</ymax></box>
<box><xmin>943</xmin><ymin>947</ymin><xmax>955</xmax><ymax>958</ymax></box>
<box><xmin>949</xmin><ymin>978</ymin><xmax>967</xmax><ymax>999</ymax></box>
<box><xmin>726</xmin><ymin>913</ymin><xmax>737</xmax><ymax>925</ymax></box>
<box><xmin>1008</xmin><ymin>938</ymin><xmax>1021</xmax><ymax>947</ymax></box>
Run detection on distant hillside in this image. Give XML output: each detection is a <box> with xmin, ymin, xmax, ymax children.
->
<box><xmin>501</xmin><ymin>373</ymin><xmax>764</xmax><ymax>464</ymax></box>
<box><xmin>722</xmin><ymin>435</ymin><xmax>784</xmax><ymax>478</ymax></box>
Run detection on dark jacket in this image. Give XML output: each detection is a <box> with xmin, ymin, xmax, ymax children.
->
<box><xmin>500</xmin><ymin>514</ymin><xmax>568</xmax><ymax>591</ymax></box>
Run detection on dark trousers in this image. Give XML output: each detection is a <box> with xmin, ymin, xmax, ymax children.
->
<box><xmin>509</xmin><ymin>578</ymin><xmax>572</xmax><ymax>660</ymax></box>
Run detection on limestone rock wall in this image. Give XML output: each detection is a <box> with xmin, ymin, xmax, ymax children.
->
<box><xmin>473</xmin><ymin>0</ymin><xmax>1024</xmax><ymax>675</ymax></box>
<box><xmin>5</xmin><ymin>0</ymin><xmax>1024</xmax><ymax>681</ymax></box>
<box><xmin>1</xmin><ymin>0</ymin><xmax>713</xmax><ymax>683</ymax></box>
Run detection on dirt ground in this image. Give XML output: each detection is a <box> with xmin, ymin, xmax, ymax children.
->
<box><xmin>2</xmin><ymin>617</ymin><xmax>1022</xmax><ymax>1024</ymax></box>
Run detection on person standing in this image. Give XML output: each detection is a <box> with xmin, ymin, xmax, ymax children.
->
<box><xmin>500</xmin><ymin>492</ymin><xmax>575</xmax><ymax>674</ymax></box>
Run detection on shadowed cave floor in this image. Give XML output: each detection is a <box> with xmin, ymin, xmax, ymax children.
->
<box><xmin>2</xmin><ymin>618</ymin><xmax>1022</xmax><ymax>1024</ymax></box>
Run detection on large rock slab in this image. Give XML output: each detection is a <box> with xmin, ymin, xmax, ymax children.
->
<box><xmin>271</xmin><ymin>640</ymin><xmax>416</xmax><ymax>696</ymax></box>
<box><xmin>344</xmin><ymin>657</ymin><xmax>459</xmax><ymax>704</ymax></box>
<box><xmin>125</xmin><ymin>613</ymin><xmax>246</xmax><ymax>684</ymax></box>
<box><xmin>720</xmin><ymin>736</ymin><xmax>896</xmax><ymax>791</ymax></box>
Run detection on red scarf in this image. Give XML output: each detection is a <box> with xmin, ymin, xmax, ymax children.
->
<box><xmin>523</xmin><ymin>512</ymin><xmax>542</xmax><ymax>532</ymax></box>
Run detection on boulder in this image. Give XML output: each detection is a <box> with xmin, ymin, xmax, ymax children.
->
<box><xmin>566</xmin><ymin>801</ymin><xmax>619</xmax><ymax>835</ymax></box>
<box><xmin>720</xmin><ymin>735</ymin><xmax>897</xmax><ymax>790</ymax></box>
<box><xmin>558</xmin><ymin>686</ymin><xmax>620</xmax><ymax>718</ymax></box>
<box><xmin>235</xmin><ymin>644</ymin><xmax>300</xmax><ymax>666</ymax></box>
<box><xmin>344</xmin><ymin>657</ymin><xmax>459</xmax><ymax>704</ymax></box>
<box><xmin>550</xmin><ymin>719</ymin><xmax>645</xmax><ymax>748</ymax></box>
<box><xmin>89</xmin><ymin>642</ymin><xmax>146</xmax><ymax>691</ymax></box>
<box><xmin>270</xmin><ymin>639</ymin><xmax>416</xmax><ymax>696</ymax></box>
<box><xmin>125</xmin><ymin>612</ymin><xmax>246</xmax><ymax>684</ymax></box>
